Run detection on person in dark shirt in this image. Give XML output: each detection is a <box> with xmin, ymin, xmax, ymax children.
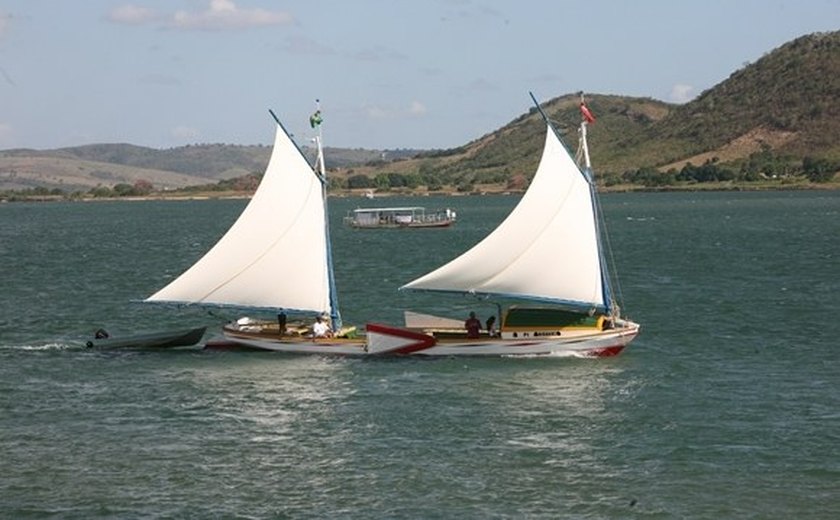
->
<box><xmin>464</xmin><ymin>311</ymin><xmax>481</xmax><ymax>339</ymax></box>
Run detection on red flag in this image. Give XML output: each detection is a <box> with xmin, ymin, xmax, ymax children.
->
<box><xmin>580</xmin><ymin>102</ymin><xmax>596</xmax><ymax>124</ymax></box>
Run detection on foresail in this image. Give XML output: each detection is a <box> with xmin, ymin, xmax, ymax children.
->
<box><xmin>145</xmin><ymin>120</ymin><xmax>331</xmax><ymax>315</ymax></box>
<box><xmin>402</xmin><ymin>124</ymin><xmax>607</xmax><ymax>312</ymax></box>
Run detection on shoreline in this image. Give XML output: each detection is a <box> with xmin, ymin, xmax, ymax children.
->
<box><xmin>2</xmin><ymin>180</ymin><xmax>838</xmax><ymax>203</ymax></box>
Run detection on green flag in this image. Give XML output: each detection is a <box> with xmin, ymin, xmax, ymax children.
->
<box><xmin>309</xmin><ymin>110</ymin><xmax>322</xmax><ymax>128</ymax></box>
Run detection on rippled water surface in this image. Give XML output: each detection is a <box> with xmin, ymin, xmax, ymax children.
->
<box><xmin>2</xmin><ymin>191</ymin><xmax>838</xmax><ymax>518</ymax></box>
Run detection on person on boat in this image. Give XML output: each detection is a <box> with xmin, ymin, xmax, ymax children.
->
<box><xmin>465</xmin><ymin>312</ymin><xmax>481</xmax><ymax>339</ymax></box>
<box><xmin>485</xmin><ymin>315</ymin><xmax>498</xmax><ymax>337</ymax></box>
<box><xmin>311</xmin><ymin>315</ymin><xmax>333</xmax><ymax>338</ymax></box>
<box><xmin>277</xmin><ymin>312</ymin><xmax>287</xmax><ymax>336</ymax></box>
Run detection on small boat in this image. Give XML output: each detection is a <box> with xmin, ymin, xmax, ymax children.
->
<box><xmin>343</xmin><ymin>206</ymin><xmax>456</xmax><ymax>229</ymax></box>
<box><xmin>85</xmin><ymin>326</ymin><xmax>206</xmax><ymax>349</ymax></box>
<box><xmin>366</xmin><ymin>93</ymin><xmax>640</xmax><ymax>357</ymax></box>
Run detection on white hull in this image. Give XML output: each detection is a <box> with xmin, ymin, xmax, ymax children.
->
<box><xmin>221</xmin><ymin>335</ymin><xmax>369</xmax><ymax>355</ymax></box>
<box><xmin>411</xmin><ymin>324</ymin><xmax>639</xmax><ymax>357</ymax></box>
<box><xmin>219</xmin><ymin>323</ymin><xmax>436</xmax><ymax>356</ymax></box>
<box><xmin>218</xmin><ymin>322</ymin><xmax>639</xmax><ymax>358</ymax></box>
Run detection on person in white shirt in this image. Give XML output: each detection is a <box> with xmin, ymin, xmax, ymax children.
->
<box><xmin>311</xmin><ymin>315</ymin><xmax>332</xmax><ymax>338</ymax></box>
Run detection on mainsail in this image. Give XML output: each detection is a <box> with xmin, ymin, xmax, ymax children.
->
<box><xmin>146</xmin><ymin>113</ymin><xmax>333</xmax><ymax>317</ymax></box>
<box><xmin>402</xmin><ymin>118</ymin><xmax>609</xmax><ymax>313</ymax></box>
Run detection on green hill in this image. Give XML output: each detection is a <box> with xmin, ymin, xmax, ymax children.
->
<box><xmin>345</xmin><ymin>31</ymin><xmax>840</xmax><ymax>190</ymax></box>
<box><xmin>356</xmin><ymin>94</ymin><xmax>673</xmax><ymax>185</ymax></box>
<box><xmin>640</xmin><ymin>30</ymin><xmax>840</xmax><ymax>168</ymax></box>
<box><xmin>2</xmin><ymin>31</ymin><xmax>838</xmax><ymax>194</ymax></box>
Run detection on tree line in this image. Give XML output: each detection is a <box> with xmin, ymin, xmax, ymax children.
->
<box><xmin>613</xmin><ymin>149</ymin><xmax>838</xmax><ymax>187</ymax></box>
<box><xmin>3</xmin><ymin>150</ymin><xmax>837</xmax><ymax>202</ymax></box>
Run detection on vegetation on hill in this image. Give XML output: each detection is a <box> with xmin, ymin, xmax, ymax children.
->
<box><xmin>654</xmin><ymin>32</ymin><xmax>840</xmax><ymax>157</ymax></box>
<box><xmin>334</xmin><ymin>31</ymin><xmax>840</xmax><ymax>192</ymax></box>
<box><xmin>1</xmin><ymin>31</ymin><xmax>838</xmax><ymax>200</ymax></box>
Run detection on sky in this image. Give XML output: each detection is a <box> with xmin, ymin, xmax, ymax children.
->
<box><xmin>0</xmin><ymin>0</ymin><xmax>837</xmax><ymax>151</ymax></box>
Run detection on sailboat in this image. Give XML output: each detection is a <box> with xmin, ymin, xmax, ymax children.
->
<box><xmin>366</xmin><ymin>93</ymin><xmax>640</xmax><ymax>357</ymax></box>
<box><xmin>145</xmin><ymin>104</ymin><xmax>432</xmax><ymax>355</ymax></box>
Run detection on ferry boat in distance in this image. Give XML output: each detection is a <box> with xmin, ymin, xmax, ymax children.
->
<box><xmin>344</xmin><ymin>206</ymin><xmax>456</xmax><ymax>229</ymax></box>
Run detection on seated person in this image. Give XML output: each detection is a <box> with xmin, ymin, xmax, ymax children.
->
<box><xmin>311</xmin><ymin>315</ymin><xmax>333</xmax><ymax>338</ymax></box>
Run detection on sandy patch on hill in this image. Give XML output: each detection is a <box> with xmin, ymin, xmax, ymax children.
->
<box><xmin>661</xmin><ymin>127</ymin><xmax>797</xmax><ymax>170</ymax></box>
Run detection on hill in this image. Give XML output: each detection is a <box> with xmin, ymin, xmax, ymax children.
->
<box><xmin>340</xmin><ymin>31</ymin><xmax>840</xmax><ymax>190</ymax></box>
<box><xmin>638</xmin><ymin>30</ymin><xmax>840</xmax><ymax>168</ymax></box>
<box><xmin>0</xmin><ymin>141</ymin><xmax>418</xmax><ymax>192</ymax></box>
<box><xmin>2</xmin><ymin>31</ymin><xmax>838</xmax><ymax>194</ymax></box>
<box><xmin>336</xmin><ymin>94</ymin><xmax>672</xmax><ymax>190</ymax></box>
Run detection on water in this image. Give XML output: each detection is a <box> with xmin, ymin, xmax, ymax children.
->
<box><xmin>1</xmin><ymin>191</ymin><xmax>838</xmax><ymax>518</ymax></box>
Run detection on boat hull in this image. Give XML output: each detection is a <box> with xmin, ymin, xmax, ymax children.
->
<box><xmin>368</xmin><ymin>322</ymin><xmax>639</xmax><ymax>357</ymax></box>
<box><xmin>85</xmin><ymin>326</ymin><xmax>206</xmax><ymax>349</ymax></box>
<box><xmin>411</xmin><ymin>324</ymin><xmax>638</xmax><ymax>357</ymax></box>
<box><xmin>219</xmin><ymin>322</ymin><xmax>638</xmax><ymax>358</ymax></box>
<box><xmin>219</xmin><ymin>323</ymin><xmax>437</xmax><ymax>356</ymax></box>
<box><xmin>219</xmin><ymin>336</ymin><xmax>368</xmax><ymax>355</ymax></box>
<box><xmin>347</xmin><ymin>220</ymin><xmax>455</xmax><ymax>229</ymax></box>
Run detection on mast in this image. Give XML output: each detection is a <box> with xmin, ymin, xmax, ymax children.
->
<box><xmin>577</xmin><ymin>93</ymin><xmax>616</xmax><ymax>317</ymax></box>
<box><xmin>579</xmin><ymin>97</ymin><xmax>592</xmax><ymax>170</ymax></box>
<box><xmin>312</xmin><ymin>100</ymin><xmax>343</xmax><ymax>331</ymax></box>
<box><xmin>529</xmin><ymin>91</ymin><xmax>592</xmax><ymax>185</ymax></box>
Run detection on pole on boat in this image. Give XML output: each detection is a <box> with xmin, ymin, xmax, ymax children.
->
<box><xmin>529</xmin><ymin>91</ymin><xmax>592</xmax><ymax>185</ymax></box>
<box><xmin>313</xmin><ymin>99</ymin><xmax>326</xmax><ymax>178</ymax></box>
<box><xmin>313</xmin><ymin>99</ymin><xmax>343</xmax><ymax>332</ymax></box>
<box><xmin>531</xmin><ymin>91</ymin><xmax>615</xmax><ymax>317</ymax></box>
<box><xmin>579</xmin><ymin>93</ymin><xmax>592</xmax><ymax>170</ymax></box>
<box><xmin>268</xmin><ymin>108</ymin><xmax>280</xmax><ymax>126</ymax></box>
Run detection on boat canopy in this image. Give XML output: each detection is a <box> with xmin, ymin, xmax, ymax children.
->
<box><xmin>352</xmin><ymin>207</ymin><xmax>427</xmax><ymax>213</ymax></box>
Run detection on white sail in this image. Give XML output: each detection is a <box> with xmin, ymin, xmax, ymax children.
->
<box><xmin>402</xmin><ymin>123</ymin><xmax>607</xmax><ymax>311</ymax></box>
<box><xmin>146</xmin><ymin>119</ymin><xmax>331</xmax><ymax>315</ymax></box>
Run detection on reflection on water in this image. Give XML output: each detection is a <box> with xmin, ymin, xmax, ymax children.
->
<box><xmin>174</xmin><ymin>354</ymin><xmax>355</xmax><ymax>443</ymax></box>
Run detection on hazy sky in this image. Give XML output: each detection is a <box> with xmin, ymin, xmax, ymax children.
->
<box><xmin>0</xmin><ymin>0</ymin><xmax>837</xmax><ymax>150</ymax></box>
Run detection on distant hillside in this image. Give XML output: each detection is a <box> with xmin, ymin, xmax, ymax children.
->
<box><xmin>0</xmin><ymin>141</ymin><xmax>418</xmax><ymax>192</ymax></box>
<box><xmin>2</xmin><ymin>31</ymin><xmax>838</xmax><ymax>193</ymax></box>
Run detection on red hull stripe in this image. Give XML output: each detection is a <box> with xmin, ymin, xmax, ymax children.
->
<box><xmin>365</xmin><ymin>323</ymin><xmax>437</xmax><ymax>355</ymax></box>
<box><xmin>588</xmin><ymin>345</ymin><xmax>625</xmax><ymax>357</ymax></box>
